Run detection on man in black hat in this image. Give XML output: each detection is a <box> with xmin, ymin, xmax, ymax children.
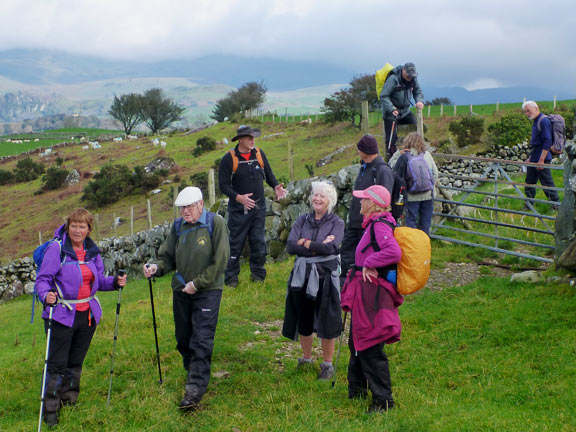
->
<box><xmin>380</xmin><ymin>62</ymin><xmax>424</xmax><ymax>157</ymax></box>
<box><xmin>340</xmin><ymin>135</ymin><xmax>395</xmax><ymax>282</ymax></box>
<box><xmin>219</xmin><ymin>125</ymin><xmax>287</xmax><ymax>287</ymax></box>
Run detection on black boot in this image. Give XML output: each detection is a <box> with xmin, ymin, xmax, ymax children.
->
<box><xmin>43</xmin><ymin>410</ymin><xmax>59</xmax><ymax>427</ymax></box>
<box><xmin>59</xmin><ymin>367</ymin><xmax>81</xmax><ymax>406</ymax></box>
<box><xmin>368</xmin><ymin>399</ymin><xmax>394</xmax><ymax>413</ymax></box>
<box><xmin>179</xmin><ymin>387</ymin><xmax>202</xmax><ymax>412</ymax></box>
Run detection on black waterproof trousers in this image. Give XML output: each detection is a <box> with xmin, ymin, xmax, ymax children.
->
<box><xmin>225</xmin><ymin>204</ymin><xmax>267</xmax><ymax>284</ymax></box>
<box><xmin>43</xmin><ymin>310</ymin><xmax>96</xmax><ymax>414</ymax></box>
<box><xmin>173</xmin><ymin>289</ymin><xmax>222</xmax><ymax>400</ymax></box>
<box><xmin>347</xmin><ymin>326</ymin><xmax>393</xmax><ymax>405</ymax></box>
<box><xmin>524</xmin><ymin>165</ymin><xmax>560</xmax><ymax>204</ymax></box>
<box><xmin>384</xmin><ymin>111</ymin><xmax>416</xmax><ymax>157</ymax></box>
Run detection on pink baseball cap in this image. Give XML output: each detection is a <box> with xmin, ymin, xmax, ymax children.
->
<box><xmin>352</xmin><ymin>185</ymin><xmax>391</xmax><ymax>208</ymax></box>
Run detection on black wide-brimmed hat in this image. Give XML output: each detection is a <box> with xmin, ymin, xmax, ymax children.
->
<box><xmin>231</xmin><ymin>125</ymin><xmax>262</xmax><ymax>142</ymax></box>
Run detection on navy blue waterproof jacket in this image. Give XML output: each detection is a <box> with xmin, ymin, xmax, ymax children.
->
<box><xmin>529</xmin><ymin>113</ymin><xmax>553</xmax><ymax>163</ymax></box>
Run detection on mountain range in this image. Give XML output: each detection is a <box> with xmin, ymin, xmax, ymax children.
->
<box><xmin>0</xmin><ymin>49</ymin><xmax>573</xmax><ymax>130</ymax></box>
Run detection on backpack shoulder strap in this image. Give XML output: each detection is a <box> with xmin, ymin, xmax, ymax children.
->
<box><xmin>254</xmin><ymin>147</ymin><xmax>265</xmax><ymax>170</ymax></box>
<box><xmin>173</xmin><ymin>217</ymin><xmax>184</xmax><ymax>238</ymax></box>
<box><xmin>228</xmin><ymin>149</ymin><xmax>239</xmax><ymax>174</ymax></box>
<box><xmin>361</xmin><ymin>217</ymin><xmax>395</xmax><ymax>253</ymax></box>
<box><xmin>206</xmin><ymin>211</ymin><xmax>215</xmax><ymax>237</ymax></box>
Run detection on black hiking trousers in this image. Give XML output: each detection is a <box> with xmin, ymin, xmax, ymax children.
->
<box><xmin>225</xmin><ymin>204</ymin><xmax>267</xmax><ymax>284</ymax></box>
<box><xmin>384</xmin><ymin>111</ymin><xmax>416</xmax><ymax>157</ymax></box>
<box><xmin>43</xmin><ymin>310</ymin><xmax>96</xmax><ymax>414</ymax></box>
<box><xmin>173</xmin><ymin>289</ymin><xmax>222</xmax><ymax>400</ymax></box>
<box><xmin>347</xmin><ymin>326</ymin><xmax>393</xmax><ymax>405</ymax></box>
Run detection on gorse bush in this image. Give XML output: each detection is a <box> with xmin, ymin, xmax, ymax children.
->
<box><xmin>487</xmin><ymin>113</ymin><xmax>532</xmax><ymax>147</ymax></box>
<box><xmin>41</xmin><ymin>167</ymin><xmax>69</xmax><ymax>191</ymax></box>
<box><xmin>82</xmin><ymin>164</ymin><xmax>165</xmax><ymax>207</ymax></box>
<box><xmin>192</xmin><ymin>136</ymin><xmax>217</xmax><ymax>157</ymax></box>
<box><xmin>13</xmin><ymin>157</ymin><xmax>45</xmax><ymax>182</ymax></box>
<box><xmin>448</xmin><ymin>117</ymin><xmax>485</xmax><ymax>147</ymax></box>
<box><xmin>0</xmin><ymin>169</ymin><xmax>13</xmax><ymax>185</ymax></box>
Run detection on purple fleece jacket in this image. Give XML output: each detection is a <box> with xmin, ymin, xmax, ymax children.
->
<box><xmin>34</xmin><ymin>224</ymin><xmax>117</xmax><ymax>327</ymax></box>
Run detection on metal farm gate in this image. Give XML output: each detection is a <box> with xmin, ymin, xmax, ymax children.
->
<box><xmin>429</xmin><ymin>154</ymin><xmax>563</xmax><ymax>263</ymax></box>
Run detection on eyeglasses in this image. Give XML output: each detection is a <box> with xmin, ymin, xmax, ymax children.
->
<box><xmin>180</xmin><ymin>202</ymin><xmax>202</xmax><ymax>211</ymax></box>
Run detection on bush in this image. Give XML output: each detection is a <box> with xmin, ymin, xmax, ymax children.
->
<box><xmin>13</xmin><ymin>158</ymin><xmax>45</xmax><ymax>182</ymax></box>
<box><xmin>0</xmin><ymin>169</ymin><xmax>14</xmax><ymax>185</ymax></box>
<box><xmin>487</xmin><ymin>113</ymin><xmax>532</xmax><ymax>147</ymax></box>
<box><xmin>192</xmin><ymin>136</ymin><xmax>217</xmax><ymax>157</ymax></box>
<box><xmin>448</xmin><ymin>117</ymin><xmax>485</xmax><ymax>147</ymax></box>
<box><xmin>41</xmin><ymin>167</ymin><xmax>69</xmax><ymax>191</ymax></box>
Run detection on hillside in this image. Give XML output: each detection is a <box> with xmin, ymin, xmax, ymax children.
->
<box><xmin>0</xmin><ymin>120</ymin><xmax>363</xmax><ymax>262</ymax></box>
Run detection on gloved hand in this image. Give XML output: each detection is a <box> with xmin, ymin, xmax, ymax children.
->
<box><xmin>182</xmin><ymin>281</ymin><xmax>197</xmax><ymax>295</ymax></box>
<box><xmin>143</xmin><ymin>264</ymin><xmax>158</xmax><ymax>278</ymax></box>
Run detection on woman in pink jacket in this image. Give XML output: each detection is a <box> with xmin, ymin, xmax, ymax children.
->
<box><xmin>341</xmin><ymin>185</ymin><xmax>404</xmax><ymax>413</ymax></box>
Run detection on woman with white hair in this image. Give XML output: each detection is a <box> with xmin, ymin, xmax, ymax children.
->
<box><xmin>282</xmin><ymin>181</ymin><xmax>345</xmax><ymax>380</ymax></box>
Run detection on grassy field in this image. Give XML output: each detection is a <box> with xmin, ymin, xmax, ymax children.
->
<box><xmin>0</xmin><ymin>251</ymin><xmax>575</xmax><ymax>431</ymax></box>
<box><xmin>0</xmin><ymin>128</ymin><xmax>124</xmax><ymax>157</ymax></box>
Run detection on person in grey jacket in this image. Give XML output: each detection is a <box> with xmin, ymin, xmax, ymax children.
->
<box><xmin>282</xmin><ymin>181</ymin><xmax>345</xmax><ymax>380</ymax></box>
<box><xmin>393</xmin><ymin>132</ymin><xmax>438</xmax><ymax>235</ymax></box>
<box><xmin>380</xmin><ymin>62</ymin><xmax>424</xmax><ymax>156</ymax></box>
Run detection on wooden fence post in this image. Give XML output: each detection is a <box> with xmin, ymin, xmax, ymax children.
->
<box><xmin>469</xmin><ymin>104</ymin><xmax>473</xmax><ymax>115</ymax></box>
<box><xmin>38</xmin><ymin>231</ymin><xmax>43</xmax><ymax>245</ymax></box>
<box><xmin>173</xmin><ymin>185</ymin><xmax>178</xmax><ymax>218</ymax></box>
<box><xmin>113</xmin><ymin>212</ymin><xmax>117</xmax><ymax>237</ymax></box>
<box><xmin>361</xmin><ymin>101</ymin><xmax>370</xmax><ymax>133</ymax></box>
<box><xmin>553</xmin><ymin>95</ymin><xmax>557</xmax><ymax>110</ymax></box>
<box><xmin>95</xmin><ymin>213</ymin><xmax>100</xmax><ymax>239</ymax></box>
<box><xmin>453</xmin><ymin>104</ymin><xmax>457</xmax><ymax>117</ymax></box>
<box><xmin>416</xmin><ymin>108</ymin><xmax>424</xmax><ymax>138</ymax></box>
<box><xmin>147</xmin><ymin>200</ymin><xmax>152</xmax><ymax>229</ymax></box>
<box><xmin>427</xmin><ymin>104</ymin><xmax>431</xmax><ymax>118</ymax></box>
<box><xmin>440</xmin><ymin>104</ymin><xmax>444</xmax><ymax>117</ymax></box>
<box><xmin>130</xmin><ymin>206</ymin><xmax>134</xmax><ymax>236</ymax></box>
<box><xmin>208</xmin><ymin>169</ymin><xmax>216</xmax><ymax>208</ymax></box>
<box><xmin>288</xmin><ymin>141</ymin><xmax>294</xmax><ymax>181</ymax></box>
<box><xmin>496</xmin><ymin>101</ymin><xmax>499</xmax><ymax>113</ymax></box>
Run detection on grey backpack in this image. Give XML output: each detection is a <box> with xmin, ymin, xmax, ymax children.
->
<box><xmin>538</xmin><ymin>114</ymin><xmax>566</xmax><ymax>155</ymax></box>
<box><xmin>405</xmin><ymin>153</ymin><xmax>434</xmax><ymax>193</ymax></box>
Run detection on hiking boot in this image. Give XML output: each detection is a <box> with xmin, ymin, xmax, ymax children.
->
<box><xmin>297</xmin><ymin>357</ymin><xmax>314</xmax><ymax>369</ymax></box>
<box><xmin>318</xmin><ymin>363</ymin><xmax>334</xmax><ymax>380</ymax></box>
<box><xmin>250</xmin><ymin>276</ymin><xmax>265</xmax><ymax>283</ymax></box>
<box><xmin>179</xmin><ymin>392</ymin><xmax>201</xmax><ymax>413</ymax></box>
<box><xmin>348</xmin><ymin>389</ymin><xmax>368</xmax><ymax>400</ymax></box>
<box><xmin>44</xmin><ymin>411</ymin><xmax>59</xmax><ymax>427</ymax></box>
<box><xmin>225</xmin><ymin>280</ymin><xmax>238</xmax><ymax>288</ymax></box>
<box><xmin>367</xmin><ymin>399</ymin><xmax>394</xmax><ymax>413</ymax></box>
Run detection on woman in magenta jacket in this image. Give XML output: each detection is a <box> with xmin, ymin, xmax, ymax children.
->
<box><xmin>341</xmin><ymin>185</ymin><xmax>403</xmax><ymax>413</ymax></box>
<box><xmin>35</xmin><ymin>208</ymin><xmax>127</xmax><ymax>427</ymax></box>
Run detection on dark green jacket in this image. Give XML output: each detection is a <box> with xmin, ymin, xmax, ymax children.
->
<box><xmin>379</xmin><ymin>65</ymin><xmax>424</xmax><ymax>120</ymax></box>
<box><xmin>156</xmin><ymin>210</ymin><xmax>230</xmax><ymax>291</ymax></box>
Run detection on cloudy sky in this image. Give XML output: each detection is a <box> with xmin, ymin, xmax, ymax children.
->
<box><xmin>0</xmin><ymin>0</ymin><xmax>574</xmax><ymax>91</ymax></box>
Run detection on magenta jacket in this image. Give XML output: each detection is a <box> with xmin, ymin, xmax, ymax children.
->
<box><xmin>34</xmin><ymin>224</ymin><xmax>117</xmax><ymax>327</ymax></box>
<box><xmin>341</xmin><ymin>212</ymin><xmax>404</xmax><ymax>351</ymax></box>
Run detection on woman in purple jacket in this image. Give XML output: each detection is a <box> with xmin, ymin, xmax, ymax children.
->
<box><xmin>282</xmin><ymin>181</ymin><xmax>345</xmax><ymax>380</ymax></box>
<box><xmin>341</xmin><ymin>185</ymin><xmax>403</xmax><ymax>413</ymax></box>
<box><xmin>35</xmin><ymin>208</ymin><xmax>127</xmax><ymax>427</ymax></box>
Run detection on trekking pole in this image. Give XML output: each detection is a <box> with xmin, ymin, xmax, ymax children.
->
<box><xmin>107</xmin><ymin>269</ymin><xmax>125</xmax><ymax>407</ymax></box>
<box><xmin>38</xmin><ymin>291</ymin><xmax>57</xmax><ymax>432</ymax></box>
<box><xmin>331</xmin><ymin>312</ymin><xmax>348</xmax><ymax>388</ymax></box>
<box><xmin>146</xmin><ymin>265</ymin><xmax>163</xmax><ymax>384</ymax></box>
<box><xmin>387</xmin><ymin>116</ymin><xmax>397</xmax><ymax>154</ymax></box>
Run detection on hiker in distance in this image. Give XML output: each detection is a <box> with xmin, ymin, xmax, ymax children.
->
<box><xmin>392</xmin><ymin>132</ymin><xmax>438</xmax><ymax>235</ymax></box>
<box><xmin>282</xmin><ymin>181</ymin><xmax>345</xmax><ymax>380</ymax></box>
<box><xmin>143</xmin><ymin>187</ymin><xmax>229</xmax><ymax>412</ymax></box>
<box><xmin>218</xmin><ymin>125</ymin><xmax>287</xmax><ymax>287</ymax></box>
<box><xmin>522</xmin><ymin>101</ymin><xmax>561</xmax><ymax>210</ymax></box>
<box><xmin>339</xmin><ymin>135</ymin><xmax>394</xmax><ymax>283</ymax></box>
<box><xmin>380</xmin><ymin>62</ymin><xmax>424</xmax><ymax>156</ymax></box>
<box><xmin>340</xmin><ymin>185</ymin><xmax>403</xmax><ymax>413</ymax></box>
<box><xmin>35</xmin><ymin>208</ymin><xmax>127</xmax><ymax>427</ymax></box>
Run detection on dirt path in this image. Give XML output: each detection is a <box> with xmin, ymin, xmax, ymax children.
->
<box><xmin>427</xmin><ymin>260</ymin><xmax>514</xmax><ymax>291</ymax></box>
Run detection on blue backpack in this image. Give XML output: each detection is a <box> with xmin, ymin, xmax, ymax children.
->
<box><xmin>405</xmin><ymin>153</ymin><xmax>434</xmax><ymax>193</ymax></box>
<box><xmin>31</xmin><ymin>238</ymin><xmax>65</xmax><ymax>323</ymax></box>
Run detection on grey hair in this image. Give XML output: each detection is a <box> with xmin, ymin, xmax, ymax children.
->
<box><xmin>522</xmin><ymin>100</ymin><xmax>539</xmax><ymax>110</ymax></box>
<box><xmin>309</xmin><ymin>181</ymin><xmax>338</xmax><ymax>213</ymax></box>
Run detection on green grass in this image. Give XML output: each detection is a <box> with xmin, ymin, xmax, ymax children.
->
<box><xmin>1</xmin><ymin>254</ymin><xmax>575</xmax><ymax>431</ymax></box>
<box><xmin>0</xmin><ymin>128</ymin><xmax>124</xmax><ymax>157</ymax></box>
